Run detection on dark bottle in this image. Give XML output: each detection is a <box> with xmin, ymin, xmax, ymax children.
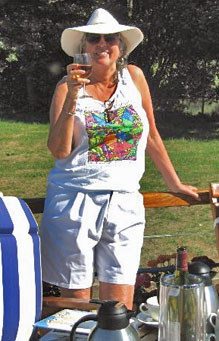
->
<box><xmin>174</xmin><ymin>246</ymin><xmax>189</xmax><ymax>285</ymax></box>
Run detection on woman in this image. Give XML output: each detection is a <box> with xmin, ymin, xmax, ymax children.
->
<box><xmin>40</xmin><ymin>8</ymin><xmax>198</xmax><ymax>309</ymax></box>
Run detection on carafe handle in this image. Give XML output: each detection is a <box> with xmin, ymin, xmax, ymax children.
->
<box><xmin>69</xmin><ymin>314</ymin><xmax>97</xmax><ymax>341</ymax></box>
<box><xmin>209</xmin><ymin>312</ymin><xmax>217</xmax><ymax>328</ymax></box>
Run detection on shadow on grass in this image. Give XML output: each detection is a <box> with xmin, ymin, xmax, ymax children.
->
<box><xmin>156</xmin><ymin>111</ymin><xmax>219</xmax><ymax>140</ymax></box>
<box><xmin>1</xmin><ymin>109</ymin><xmax>219</xmax><ymax>140</ymax></box>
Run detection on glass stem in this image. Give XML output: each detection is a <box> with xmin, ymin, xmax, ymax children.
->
<box><xmin>83</xmin><ymin>83</ymin><xmax>86</xmax><ymax>96</ymax></box>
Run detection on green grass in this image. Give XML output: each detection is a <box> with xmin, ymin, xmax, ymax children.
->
<box><xmin>0</xmin><ymin>120</ymin><xmax>219</xmax><ymax>267</ymax></box>
<box><xmin>140</xmin><ymin>138</ymin><xmax>219</xmax><ymax>265</ymax></box>
<box><xmin>0</xmin><ymin>120</ymin><xmax>54</xmax><ymax>197</ymax></box>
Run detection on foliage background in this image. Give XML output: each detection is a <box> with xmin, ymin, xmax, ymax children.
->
<box><xmin>0</xmin><ymin>0</ymin><xmax>218</xmax><ymax>122</ymax></box>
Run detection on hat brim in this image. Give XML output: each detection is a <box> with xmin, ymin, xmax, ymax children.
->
<box><xmin>61</xmin><ymin>24</ymin><xmax>144</xmax><ymax>57</ymax></box>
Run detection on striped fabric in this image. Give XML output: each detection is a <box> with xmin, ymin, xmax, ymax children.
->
<box><xmin>0</xmin><ymin>196</ymin><xmax>42</xmax><ymax>341</ymax></box>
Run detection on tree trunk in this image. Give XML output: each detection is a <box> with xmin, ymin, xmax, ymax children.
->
<box><xmin>201</xmin><ymin>96</ymin><xmax>205</xmax><ymax>115</ymax></box>
<box><xmin>127</xmin><ymin>0</ymin><xmax>133</xmax><ymax>18</ymax></box>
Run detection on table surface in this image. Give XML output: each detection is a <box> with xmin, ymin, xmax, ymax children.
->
<box><xmin>139</xmin><ymin>324</ymin><xmax>158</xmax><ymax>340</ymax></box>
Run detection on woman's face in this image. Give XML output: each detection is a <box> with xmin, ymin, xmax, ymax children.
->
<box><xmin>84</xmin><ymin>33</ymin><xmax>121</xmax><ymax>68</ymax></box>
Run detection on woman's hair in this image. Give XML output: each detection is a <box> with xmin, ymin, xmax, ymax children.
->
<box><xmin>78</xmin><ymin>35</ymin><xmax>86</xmax><ymax>54</ymax></box>
<box><xmin>79</xmin><ymin>34</ymin><xmax>128</xmax><ymax>83</ymax></box>
<box><xmin>117</xmin><ymin>35</ymin><xmax>128</xmax><ymax>72</ymax></box>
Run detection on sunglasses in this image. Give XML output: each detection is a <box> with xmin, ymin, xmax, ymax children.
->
<box><xmin>85</xmin><ymin>33</ymin><xmax>120</xmax><ymax>44</ymax></box>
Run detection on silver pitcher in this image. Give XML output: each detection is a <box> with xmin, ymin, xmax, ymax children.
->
<box><xmin>189</xmin><ymin>261</ymin><xmax>218</xmax><ymax>333</ymax></box>
<box><xmin>70</xmin><ymin>300</ymin><xmax>140</xmax><ymax>341</ymax></box>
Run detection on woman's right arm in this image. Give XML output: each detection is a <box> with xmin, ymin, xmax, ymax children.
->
<box><xmin>47</xmin><ymin>64</ymin><xmax>88</xmax><ymax>159</ymax></box>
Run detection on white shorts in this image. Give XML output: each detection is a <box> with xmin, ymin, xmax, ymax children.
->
<box><xmin>40</xmin><ymin>187</ymin><xmax>145</xmax><ymax>289</ymax></box>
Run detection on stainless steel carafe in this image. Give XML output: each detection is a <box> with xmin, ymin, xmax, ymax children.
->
<box><xmin>189</xmin><ymin>261</ymin><xmax>218</xmax><ymax>333</ymax></box>
<box><xmin>70</xmin><ymin>300</ymin><xmax>140</xmax><ymax>341</ymax></box>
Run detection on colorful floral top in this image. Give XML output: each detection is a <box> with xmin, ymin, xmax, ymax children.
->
<box><xmin>48</xmin><ymin>68</ymin><xmax>149</xmax><ymax>192</ymax></box>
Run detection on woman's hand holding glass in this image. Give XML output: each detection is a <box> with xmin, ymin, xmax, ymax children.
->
<box><xmin>72</xmin><ymin>53</ymin><xmax>92</xmax><ymax>97</ymax></box>
<box><xmin>63</xmin><ymin>62</ymin><xmax>90</xmax><ymax>116</ymax></box>
<box><xmin>67</xmin><ymin>53</ymin><xmax>91</xmax><ymax>87</ymax></box>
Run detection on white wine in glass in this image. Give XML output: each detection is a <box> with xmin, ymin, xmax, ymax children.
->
<box><xmin>74</xmin><ymin>53</ymin><xmax>92</xmax><ymax>97</ymax></box>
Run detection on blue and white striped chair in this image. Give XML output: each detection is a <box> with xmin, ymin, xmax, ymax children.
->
<box><xmin>0</xmin><ymin>196</ymin><xmax>42</xmax><ymax>341</ymax></box>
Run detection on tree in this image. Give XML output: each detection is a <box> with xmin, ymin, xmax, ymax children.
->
<box><xmin>0</xmin><ymin>0</ymin><xmax>218</xmax><ymax>121</ymax></box>
<box><xmin>128</xmin><ymin>0</ymin><xmax>219</xmax><ymax>111</ymax></box>
<box><xmin>0</xmin><ymin>0</ymin><xmax>130</xmax><ymax>120</ymax></box>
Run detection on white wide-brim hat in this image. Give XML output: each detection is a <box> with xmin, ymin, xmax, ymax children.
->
<box><xmin>61</xmin><ymin>8</ymin><xmax>144</xmax><ymax>57</ymax></box>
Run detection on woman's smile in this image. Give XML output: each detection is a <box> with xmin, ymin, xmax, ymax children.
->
<box><xmin>95</xmin><ymin>51</ymin><xmax>109</xmax><ymax>57</ymax></box>
<box><xmin>88</xmin><ymin>46</ymin><xmax>120</xmax><ymax>67</ymax></box>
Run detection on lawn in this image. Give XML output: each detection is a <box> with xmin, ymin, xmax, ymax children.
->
<box><xmin>0</xmin><ymin>119</ymin><xmax>219</xmax><ymax>266</ymax></box>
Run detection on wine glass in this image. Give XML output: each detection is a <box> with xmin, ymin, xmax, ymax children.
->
<box><xmin>73</xmin><ymin>53</ymin><xmax>92</xmax><ymax>97</ymax></box>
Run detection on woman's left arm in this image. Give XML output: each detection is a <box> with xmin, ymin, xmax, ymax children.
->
<box><xmin>128</xmin><ymin>65</ymin><xmax>199</xmax><ymax>199</ymax></box>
